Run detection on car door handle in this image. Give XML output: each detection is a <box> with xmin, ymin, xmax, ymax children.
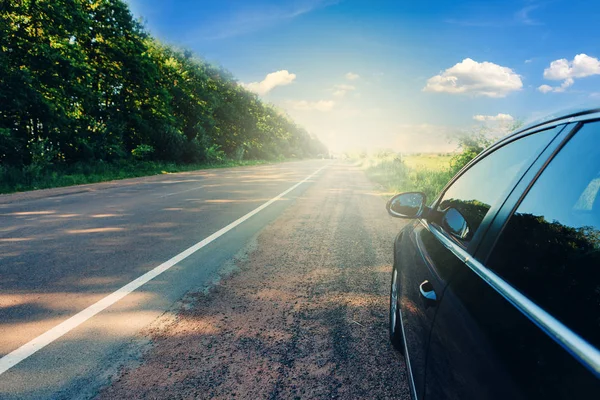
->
<box><xmin>419</xmin><ymin>280</ymin><xmax>437</xmax><ymax>303</ymax></box>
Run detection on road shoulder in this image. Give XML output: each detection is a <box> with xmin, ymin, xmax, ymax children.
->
<box><xmin>96</xmin><ymin>163</ymin><xmax>410</xmax><ymax>399</ymax></box>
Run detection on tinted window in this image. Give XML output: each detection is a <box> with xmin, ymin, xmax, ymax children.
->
<box><xmin>488</xmin><ymin>122</ymin><xmax>600</xmax><ymax>348</ymax></box>
<box><xmin>433</xmin><ymin>129</ymin><xmax>557</xmax><ymax>246</ymax></box>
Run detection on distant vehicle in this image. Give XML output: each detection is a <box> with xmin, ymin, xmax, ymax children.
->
<box><xmin>386</xmin><ymin>108</ymin><xmax>600</xmax><ymax>399</ymax></box>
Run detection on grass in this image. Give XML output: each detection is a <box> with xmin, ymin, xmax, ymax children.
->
<box><xmin>0</xmin><ymin>159</ymin><xmax>278</xmax><ymax>195</ymax></box>
<box><xmin>358</xmin><ymin>153</ymin><xmax>456</xmax><ymax>202</ymax></box>
<box><xmin>402</xmin><ymin>153</ymin><xmax>453</xmax><ymax>171</ymax></box>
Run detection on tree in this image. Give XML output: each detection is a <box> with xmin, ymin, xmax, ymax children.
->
<box><xmin>449</xmin><ymin>120</ymin><xmax>523</xmax><ymax>174</ymax></box>
<box><xmin>0</xmin><ymin>0</ymin><xmax>327</xmax><ymax>172</ymax></box>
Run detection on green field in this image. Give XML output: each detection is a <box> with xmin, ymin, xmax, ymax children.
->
<box><xmin>359</xmin><ymin>153</ymin><xmax>457</xmax><ymax>201</ymax></box>
<box><xmin>402</xmin><ymin>153</ymin><xmax>453</xmax><ymax>171</ymax></box>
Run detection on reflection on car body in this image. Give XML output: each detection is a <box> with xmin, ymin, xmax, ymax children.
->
<box><xmin>387</xmin><ymin>108</ymin><xmax>600</xmax><ymax>399</ymax></box>
<box><xmin>440</xmin><ymin>206</ymin><xmax>470</xmax><ymax>241</ymax></box>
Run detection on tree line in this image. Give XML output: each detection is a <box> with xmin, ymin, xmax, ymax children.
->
<box><xmin>0</xmin><ymin>0</ymin><xmax>327</xmax><ymax>172</ymax></box>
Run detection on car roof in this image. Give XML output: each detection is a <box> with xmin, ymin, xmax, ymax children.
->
<box><xmin>460</xmin><ymin>106</ymin><xmax>600</xmax><ymax>181</ymax></box>
<box><xmin>513</xmin><ymin>106</ymin><xmax>600</xmax><ymax>136</ymax></box>
<box><xmin>443</xmin><ymin>106</ymin><xmax>600</xmax><ymax>190</ymax></box>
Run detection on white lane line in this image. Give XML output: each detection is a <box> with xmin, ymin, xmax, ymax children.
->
<box><xmin>0</xmin><ymin>163</ymin><xmax>329</xmax><ymax>376</ymax></box>
<box><xmin>159</xmin><ymin>185</ymin><xmax>205</xmax><ymax>198</ymax></box>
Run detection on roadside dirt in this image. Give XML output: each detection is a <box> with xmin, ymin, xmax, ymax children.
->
<box><xmin>96</xmin><ymin>163</ymin><xmax>410</xmax><ymax>400</ymax></box>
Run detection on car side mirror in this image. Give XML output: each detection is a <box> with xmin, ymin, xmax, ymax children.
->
<box><xmin>386</xmin><ymin>192</ymin><xmax>427</xmax><ymax>218</ymax></box>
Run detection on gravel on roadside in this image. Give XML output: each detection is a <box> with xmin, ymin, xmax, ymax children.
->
<box><xmin>96</xmin><ymin>164</ymin><xmax>410</xmax><ymax>400</ymax></box>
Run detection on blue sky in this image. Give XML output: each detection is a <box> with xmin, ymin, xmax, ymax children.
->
<box><xmin>126</xmin><ymin>0</ymin><xmax>600</xmax><ymax>152</ymax></box>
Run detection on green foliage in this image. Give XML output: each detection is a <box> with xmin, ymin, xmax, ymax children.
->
<box><xmin>0</xmin><ymin>128</ymin><xmax>23</xmax><ymax>164</ymax></box>
<box><xmin>361</xmin><ymin>155</ymin><xmax>454</xmax><ymax>201</ymax></box>
<box><xmin>449</xmin><ymin>149</ymin><xmax>480</xmax><ymax>175</ymax></box>
<box><xmin>28</xmin><ymin>137</ymin><xmax>59</xmax><ymax>168</ymax></box>
<box><xmin>0</xmin><ymin>159</ymin><xmax>276</xmax><ymax>194</ymax></box>
<box><xmin>131</xmin><ymin>144</ymin><xmax>155</xmax><ymax>160</ymax></box>
<box><xmin>205</xmin><ymin>144</ymin><xmax>225</xmax><ymax>163</ymax></box>
<box><xmin>448</xmin><ymin>131</ymin><xmax>494</xmax><ymax>174</ymax></box>
<box><xmin>448</xmin><ymin>121</ymin><xmax>523</xmax><ymax>174</ymax></box>
<box><xmin>361</xmin><ymin>123</ymin><xmax>526</xmax><ymax>201</ymax></box>
<box><xmin>0</xmin><ymin>0</ymin><xmax>327</xmax><ymax>190</ymax></box>
<box><xmin>402</xmin><ymin>153</ymin><xmax>452</xmax><ymax>171</ymax></box>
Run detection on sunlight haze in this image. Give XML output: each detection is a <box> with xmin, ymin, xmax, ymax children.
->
<box><xmin>126</xmin><ymin>0</ymin><xmax>600</xmax><ymax>153</ymax></box>
<box><xmin>2</xmin><ymin>2</ymin><xmax>600</xmax><ymax>398</ymax></box>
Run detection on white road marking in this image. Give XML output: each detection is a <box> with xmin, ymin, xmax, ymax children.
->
<box><xmin>0</xmin><ymin>163</ymin><xmax>329</xmax><ymax>376</ymax></box>
<box><xmin>159</xmin><ymin>185</ymin><xmax>205</xmax><ymax>198</ymax></box>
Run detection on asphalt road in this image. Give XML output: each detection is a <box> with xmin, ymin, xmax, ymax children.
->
<box><xmin>0</xmin><ymin>160</ymin><xmax>409</xmax><ymax>399</ymax></box>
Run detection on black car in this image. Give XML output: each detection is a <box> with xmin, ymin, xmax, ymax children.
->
<box><xmin>387</xmin><ymin>108</ymin><xmax>600</xmax><ymax>399</ymax></box>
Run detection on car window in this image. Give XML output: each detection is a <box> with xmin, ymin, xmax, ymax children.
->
<box><xmin>432</xmin><ymin>128</ymin><xmax>557</xmax><ymax>246</ymax></box>
<box><xmin>487</xmin><ymin>122</ymin><xmax>600</xmax><ymax>348</ymax></box>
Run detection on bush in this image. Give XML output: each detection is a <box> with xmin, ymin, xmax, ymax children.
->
<box><xmin>29</xmin><ymin>137</ymin><xmax>59</xmax><ymax>167</ymax></box>
<box><xmin>0</xmin><ymin>128</ymin><xmax>24</xmax><ymax>165</ymax></box>
<box><xmin>132</xmin><ymin>144</ymin><xmax>155</xmax><ymax>160</ymax></box>
<box><xmin>448</xmin><ymin>130</ymin><xmax>496</xmax><ymax>174</ymax></box>
<box><xmin>102</xmin><ymin>143</ymin><xmax>127</xmax><ymax>162</ymax></box>
<box><xmin>360</xmin><ymin>130</ymin><xmax>499</xmax><ymax>202</ymax></box>
<box><xmin>151</xmin><ymin>126</ymin><xmax>186</xmax><ymax>161</ymax></box>
<box><xmin>449</xmin><ymin>149</ymin><xmax>479</xmax><ymax>175</ymax></box>
<box><xmin>205</xmin><ymin>144</ymin><xmax>225</xmax><ymax>163</ymax></box>
<box><xmin>233</xmin><ymin>146</ymin><xmax>246</xmax><ymax>162</ymax></box>
<box><xmin>181</xmin><ymin>138</ymin><xmax>205</xmax><ymax>163</ymax></box>
<box><xmin>360</xmin><ymin>157</ymin><xmax>452</xmax><ymax>201</ymax></box>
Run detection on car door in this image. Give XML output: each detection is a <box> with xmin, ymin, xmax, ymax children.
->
<box><xmin>395</xmin><ymin>220</ymin><xmax>457</xmax><ymax>400</ymax></box>
<box><xmin>396</xmin><ymin>125</ymin><xmax>564</xmax><ymax>399</ymax></box>
<box><xmin>425</xmin><ymin>122</ymin><xmax>600</xmax><ymax>399</ymax></box>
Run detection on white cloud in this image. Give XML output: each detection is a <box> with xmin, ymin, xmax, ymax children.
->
<box><xmin>539</xmin><ymin>54</ymin><xmax>600</xmax><ymax>94</ymax></box>
<box><xmin>423</xmin><ymin>58</ymin><xmax>522</xmax><ymax>97</ymax></box>
<box><xmin>345</xmin><ymin>72</ymin><xmax>360</xmax><ymax>81</ymax></box>
<box><xmin>553</xmin><ymin>77</ymin><xmax>574</xmax><ymax>93</ymax></box>
<box><xmin>525</xmin><ymin>59</ymin><xmax>533</xmax><ymax>64</ymax></box>
<box><xmin>538</xmin><ymin>77</ymin><xmax>577</xmax><ymax>95</ymax></box>
<box><xmin>243</xmin><ymin>70</ymin><xmax>296</xmax><ymax>95</ymax></box>
<box><xmin>288</xmin><ymin>100</ymin><xmax>335</xmax><ymax>112</ymax></box>
<box><xmin>332</xmin><ymin>84</ymin><xmax>356</xmax><ymax>98</ymax></box>
<box><xmin>473</xmin><ymin>113</ymin><xmax>514</xmax><ymax>121</ymax></box>
<box><xmin>544</xmin><ymin>54</ymin><xmax>600</xmax><ymax>80</ymax></box>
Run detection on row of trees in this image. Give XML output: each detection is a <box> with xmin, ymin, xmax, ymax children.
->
<box><xmin>0</xmin><ymin>0</ymin><xmax>327</xmax><ymax>169</ymax></box>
